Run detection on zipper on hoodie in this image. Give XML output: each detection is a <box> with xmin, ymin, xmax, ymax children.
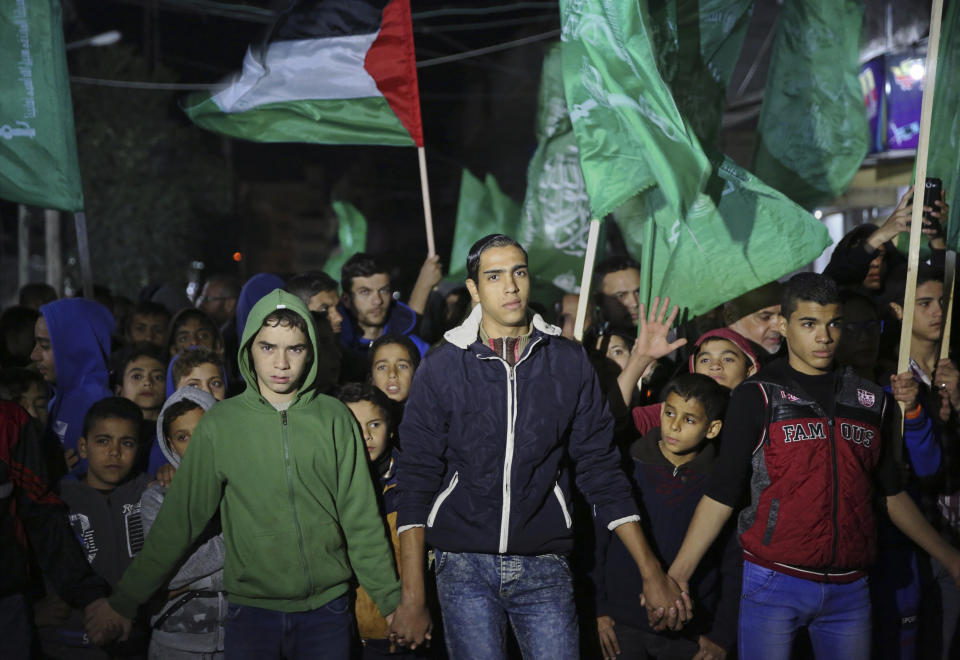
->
<box><xmin>280</xmin><ymin>409</ymin><xmax>314</xmax><ymax>596</ymax></box>
<box><xmin>479</xmin><ymin>337</ymin><xmax>541</xmax><ymax>554</ymax></box>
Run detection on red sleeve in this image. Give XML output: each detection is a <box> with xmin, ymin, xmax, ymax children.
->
<box><xmin>631</xmin><ymin>403</ymin><xmax>662</xmax><ymax>436</ymax></box>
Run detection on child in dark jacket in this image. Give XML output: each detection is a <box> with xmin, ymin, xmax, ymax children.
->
<box><xmin>39</xmin><ymin>397</ymin><xmax>151</xmax><ymax>658</ymax></box>
<box><xmin>591</xmin><ymin>374</ymin><xmax>741</xmax><ymax>660</ymax></box>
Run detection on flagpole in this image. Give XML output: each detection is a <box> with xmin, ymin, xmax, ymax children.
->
<box><xmin>73</xmin><ymin>211</ymin><xmax>95</xmax><ymax>300</ymax></box>
<box><xmin>638</xmin><ymin>220</ymin><xmax>655</xmax><ymax>336</ymax></box>
<box><xmin>941</xmin><ymin>250</ymin><xmax>956</xmax><ymax>360</ymax></box>
<box><xmin>897</xmin><ymin>0</ymin><xmax>945</xmax><ymax>386</ymax></box>
<box><xmin>417</xmin><ymin>147</ymin><xmax>437</xmax><ymax>257</ymax></box>
<box><xmin>574</xmin><ymin>218</ymin><xmax>602</xmax><ymax>342</ymax></box>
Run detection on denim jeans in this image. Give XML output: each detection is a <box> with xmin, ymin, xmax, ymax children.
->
<box><xmin>738</xmin><ymin>560</ymin><xmax>871</xmax><ymax>660</ymax></box>
<box><xmin>223</xmin><ymin>595</ymin><xmax>352</xmax><ymax>660</ymax></box>
<box><xmin>434</xmin><ymin>551</ymin><xmax>578</xmax><ymax>660</ymax></box>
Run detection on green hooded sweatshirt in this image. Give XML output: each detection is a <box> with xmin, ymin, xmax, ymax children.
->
<box><xmin>110</xmin><ymin>289</ymin><xmax>401</xmax><ymax>617</ymax></box>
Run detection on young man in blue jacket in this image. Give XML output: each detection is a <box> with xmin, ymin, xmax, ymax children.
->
<box><xmin>390</xmin><ymin>234</ymin><xmax>690</xmax><ymax>659</ymax></box>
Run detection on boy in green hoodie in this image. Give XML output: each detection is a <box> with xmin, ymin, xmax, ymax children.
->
<box><xmin>85</xmin><ymin>290</ymin><xmax>401</xmax><ymax>659</ymax></box>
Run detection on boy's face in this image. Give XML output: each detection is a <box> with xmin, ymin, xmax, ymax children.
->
<box><xmin>308</xmin><ymin>290</ymin><xmax>343</xmax><ymax>334</ymax></box>
<box><xmin>250</xmin><ymin>322</ymin><xmax>311</xmax><ymax>405</ymax></box>
<box><xmin>30</xmin><ymin>316</ymin><xmax>56</xmax><ymax>384</ymax></box>
<box><xmin>911</xmin><ymin>280</ymin><xmax>944</xmax><ymax>343</ymax></box>
<box><xmin>166</xmin><ymin>407</ymin><xmax>205</xmax><ymax>459</ymax></box>
<box><xmin>178</xmin><ymin>363</ymin><xmax>226</xmax><ymax>401</ymax></box>
<box><xmin>18</xmin><ymin>381</ymin><xmax>49</xmax><ymax>426</ymax></box>
<box><xmin>466</xmin><ymin>245</ymin><xmax>531</xmax><ymax>337</ymax></box>
<box><xmin>345</xmin><ymin>400</ymin><xmax>390</xmax><ymax>462</ymax></box>
<box><xmin>779</xmin><ymin>302</ymin><xmax>843</xmax><ymax>376</ymax></box>
<box><xmin>659</xmin><ymin>392</ymin><xmax>721</xmax><ymax>464</ymax></box>
<box><xmin>117</xmin><ymin>356</ymin><xmax>166</xmax><ymax>412</ymax></box>
<box><xmin>343</xmin><ymin>273</ymin><xmax>391</xmax><ymax>329</ymax></box>
<box><xmin>172</xmin><ymin>318</ymin><xmax>217</xmax><ymax>356</ymax></box>
<box><xmin>128</xmin><ymin>313</ymin><xmax>168</xmax><ymax>347</ymax></box>
<box><xmin>372</xmin><ymin>343</ymin><xmax>415</xmax><ymax>402</ymax></box>
<box><xmin>78</xmin><ymin>417</ymin><xmax>139</xmax><ymax>490</ymax></box>
<box><xmin>693</xmin><ymin>338</ymin><xmax>755</xmax><ymax>390</ymax></box>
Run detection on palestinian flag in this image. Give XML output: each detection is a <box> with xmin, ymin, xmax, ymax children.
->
<box><xmin>184</xmin><ymin>0</ymin><xmax>423</xmax><ymax>147</ymax></box>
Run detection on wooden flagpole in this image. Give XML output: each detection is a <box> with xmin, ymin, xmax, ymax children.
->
<box><xmin>574</xmin><ymin>218</ymin><xmax>602</xmax><ymax>342</ymax></box>
<box><xmin>73</xmin><ymin>211</ymin><xmax>95</xmax><ymax>300</ymax></box>
<box><xmin>941</xmin><ymin>250</ymin><xmax>955</xmax><ymax>360</ymax></box>
<box><xmin>417</xmin><ymin>146</ymin><xmax>437</xmax><ymax>257</ymax></box>
<box><xmin>897</xmin><ymin>0</ymin><xmax>945</xmax><ymax>382</ymax></box>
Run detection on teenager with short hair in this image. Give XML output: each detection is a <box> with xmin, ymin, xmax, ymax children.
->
<box><xmin>370</xmin><ymin>334</ymin><xmax>420</xmax><ymax>405</ymax></box>
<box><xmin>668</xmin><ymin>272</ymin><xmax>960</xmax><ymax>660</ymax></box>
<box><xmin>166</xmin><ymin>309</ymin><xmax>223</xmax><ymax>359</ymax></box>
<box><xmin>286</xmin><ymin>271</ymin><xmax>344</xmax><ymax>335</ymax></box>
<box><xmin>169</xmin><ymin>348</ymin><xmax>226</xmax><ymax>401</ymax></box>
<box><xmin>124</xmin><ymin>302</ymin><xmax>171</xmax><ymax>349</ymax></box>
<box><xmin>87</xmin><ymin>290</ymin><xmax>400</xmax><ymax>660</ymax></box>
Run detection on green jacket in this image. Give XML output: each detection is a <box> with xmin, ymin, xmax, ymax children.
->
<box><xmin>110</xmin><ymin>290</ymin><xmax>401</xmax><ymax>616</ymax></box>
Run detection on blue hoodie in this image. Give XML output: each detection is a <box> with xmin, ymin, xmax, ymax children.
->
<box><xmin>235</xmin><ymin>273</ymin><xmax>285</xmax><ymax>344</ymax></box>
<box><xmin>338</xmin><ymin>299</ymin><xmax>429</xmax><ymax>358</ymax></box>
<box><xmin>40</xmin><ymin>299</ymin><xmax>114</xmax><ymax>477</ymax></box>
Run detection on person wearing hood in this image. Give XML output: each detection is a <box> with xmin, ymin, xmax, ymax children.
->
<box><xmin>89</xmin><ymin>289</ymin><xmax>401</xmax><ymax>659</ymax></box>
<box><xmin>228</xmin><ymin>273</ymin><xmax>285</xmax><ymax>392</ymax></box>
<box><xmin>337</xmin><ymin>254</ymin><xmax>429</xmax><ymax>383</ymax></box>
<box><xmin>31</xmin><ymin>298</ymin><xmax>114</xmax><ymax>478</ymax></box>
<box><xmin>141</xmin><ymin>386</ymin><xmax>225</xmax><ymax>659</ymax></box>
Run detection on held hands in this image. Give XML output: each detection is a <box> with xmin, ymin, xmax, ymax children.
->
<box><xmin>83</xmin><ymin>598</ymin><xmax>131</xmax><ymax>645</ymax></box>
<box><xmin>693</xmin><ymin>635</ymin><xmax>727</xmax><ymax>660</ymax></box>
<box><xmin>889</xmin><ymin>372</ymin><xmax>920</xmax><ymax>410</ymax></box>
<box><xmin>387</xmin><ymin>600</ymin><xmax>432</xmax><ymax>650</ymax></box>
<box><xmin>596</xmin><ymin>615</ymin><xmax>620</xmax><ymax>659</ymax></box>
<box><xmin>638</xmin><ymin>569</ymin><xmax>692</xmax><ymax>632</ymax></box>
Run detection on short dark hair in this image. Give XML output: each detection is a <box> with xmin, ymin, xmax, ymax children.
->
<box><xmin>202</xmin><ymin>273</ymin><xmax>240</xmax><ymax>298</ymax></box>
<box><xmin>170</xmin><ymin>348</ymin><xmax>225</xmax><ymax>387</ymax></box>
<box><xmin>592</xmin><ymin>256</ymin><xmax>641</xmax><ymax>294</ymax></box>
<box><xmin>0</xmin><ymin>368</ymin><xmax>46</xmax><ymax>403</ymax></box>
<box><xmin>466</xmin><ymin>234</ymin><xmax>528</xmax><ymax>283</ymax></box>
<box><xmin>335</xmin><ymin>382</ymin><xmax>393</xmax><ymax>427</ymax></box>
<box><xmin>780</xmin><ymin>273</ymin><xmax>841</xmax><ymax>320</ymax></box>
<box><xmin>370</xmin><ymin>333</ymin><xmax>421</xmax><ymax>371</ymax></box>
<box><xmin>879</xmin><ymin>263</ymin><xmax>944</xmax><ymax>309</ymax></box>
<box><xmin>110</xmin><ymin>343</ymin><xmax>168</xmax><ymax>389</ymax></box>
<box><xmin>286</xmin><ymin>271</ymin><xmax>339</xmax><ymax>306</ymax></box>
<box><xmin>125</xmin><ymin>301</ymin><xmax>172</xmax><ymax>335</ymax></box>
<box><xmin>341</xmin><ymin>253</ymin><xmax>389</xmax><ymax>295</ymax></box>
<box><xmin>162</xmin><ymin>398</ymin><xmax>204</xmax><ymax>440</ymax></box>
<box><xmin>661</xmin><ymin>372</ymin><xmax>728</xmax><ymax>423</ymax></box>
<box><xmin>167</xmin><ymin>309</ymin><xmax>222</xmax><ymax>355</ymax></box>
<box><xmin>82</xmin><ymin>396</ymin><xmax>143</xmax><ymax>437</ymax></box>
<box><xmin>19</xmin><ymin>282</ymin><xmax>57</xmax><ymax>309</ymax></box>
<box><xmin>247</xmin><ymin>310</ymin><xmax>314</xmax><ymax>388</ymax></box>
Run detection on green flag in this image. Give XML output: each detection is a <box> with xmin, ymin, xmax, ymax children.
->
<box><xmin>0</xmin><ymin>0</ymin><xmax>84</xmax><ymax>211</ymax></box>
<box><xmin>519</xmin><ymin>43</ymin><xmax>593</xmax><ymax>293</ymax></box>
<box><xmin>649</xmin><ymin>0</ymin><xmax>754</xmax><ymax>146</ymax></box>
<box><xmin>615</xmin><ymin>154</ymin><xmax>832</xmax><ymax>318</ymax></box>
<box><xmin>753</xmin><ymin>0</ymin><xmax>868</xmax><ymax>208</ymax></box>
<box><xmin>449</xmin><ymin>169</ymin><xmax>520</xmax><ymax>280</ymax></box>
<box><xmin>559</xmin><ymin>0</ymin><xmax>712</xmax><ymax>220</ymax></box>
<box><xmin>929</xmin><ymin>0</ymin><xmax>960</xmax><ymax>251</ymax></box>
<box><xmin>323</xmin><ymin>200</ymin><xmax>367</xmax><ymax>280</ymax></box>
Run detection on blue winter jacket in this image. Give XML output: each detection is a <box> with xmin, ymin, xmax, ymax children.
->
<box><xmin>338</xmin><ymin>300</ymin><xmax>429</xmax><ymax>358</ymax></box>
<box><xmin>396</xmin><ymin>305</ymin><xmax>639</xmax><ymax>555</ymax></box>
<box><xmin>40</xmin><ymin>299</ymin><xmax>114</xmax><ymax>477</ymax></box>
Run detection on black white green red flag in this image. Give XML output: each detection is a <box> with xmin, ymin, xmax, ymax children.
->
<box><xmin>184</xmin><ymin>0</ymin><xmax>423</xmax><ymax>147</ymax></box>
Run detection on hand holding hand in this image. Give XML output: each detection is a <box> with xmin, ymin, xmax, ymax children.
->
<box><xmin>387</xmin><ymin>600</ymin><xmax>432</xmax><ymax>650</ymax></box>
<box><xmin>84</xmin><ymin>598</ymin><xmax>131</xmax><ymax>645</ymax></box>
<box><xmin>639</xmin><ymin>569</ymin><xmax>692</xmax><ymax>632</ymax></box>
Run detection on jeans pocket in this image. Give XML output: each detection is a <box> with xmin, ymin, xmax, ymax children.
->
<box><xmin>323</xmin><ymin>594</ymin><xmax>350</xmax><ymax>615</ymax></box>
<box><xmin>741</xmin><ymin>564</ymin><xmax>781</xmax><ymax>603</ymax></box>
<box><xmin>544</xmin><ymin>553</ymin><xmax>572</xmax><ymax>577</ymax></box>
<box><xmin>434</xmin><ymin>550</ymin><xmax>448</xmax><ymax>575</ymax></box>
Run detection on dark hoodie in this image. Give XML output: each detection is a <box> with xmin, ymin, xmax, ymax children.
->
<box><xmin>338</xmin><ymin>300</ymin><xmax>429</xmax><ymax>359</ymax></box>
<box><xmin>40</xmin><ymin>299</ymin><xmax>114</xmax><ymax>478</ymax></box>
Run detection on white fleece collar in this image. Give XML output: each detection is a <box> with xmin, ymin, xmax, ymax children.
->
<box><xmin>443</xmin><ymin>303</ymin><xmax>561</xmax><ymax>350</ymax></box>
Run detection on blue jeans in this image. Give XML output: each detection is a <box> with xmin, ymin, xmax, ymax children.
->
<box><xmin>738</xmin><ymin>560</ymin><xmax>871</xmax><ymax>660</ymax></box>
<box><xmin>435</xmin><ymin>551</ymin><xmax>578</xmax><ymax>660</ymax></box>
<box><xmin>223</xmin><ymin>595</ymin><xmax>352</xmax><ymax>660</ymax></box>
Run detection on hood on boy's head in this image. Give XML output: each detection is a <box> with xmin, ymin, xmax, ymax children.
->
<box><xmin>156</xmin><ymin>386</ymin><xmax>217</xmax><ymax>468</ymax></box>
<box><xmin>688</xmin><ymin>327</ymin><xmax>761</xmax><ymax>373</ymax></box>
<box><xmin>238</xmin><ymin>289</ymin><xmax>319</xmax><ymax>403</ymax></box>
<box><xmin>40</xmin><ymin>299</ymin><xmax>114</xmax><ymax>391</ymax></box>
<box><xmin>236</xmin><ymin>273</ymin><xmax>285</xmax><ymax>343</ymax></box>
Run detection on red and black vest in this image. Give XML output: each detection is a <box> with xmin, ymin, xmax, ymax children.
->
<box><xmin>738</xmin><ymin>368</ymin><xmax>885</xmax><ymax>582</ymax></box>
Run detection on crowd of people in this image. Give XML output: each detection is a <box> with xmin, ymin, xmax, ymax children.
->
<box><xmin>2</xmin><ymin>187</ymin><xmax>960</xmax><ymax>660</ymax></box>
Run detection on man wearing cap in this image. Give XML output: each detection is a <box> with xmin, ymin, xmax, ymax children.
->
<box><xmin>723</xmin><ymin>281</ymin><xmax>784</xmax><ymax>360</ymax></box>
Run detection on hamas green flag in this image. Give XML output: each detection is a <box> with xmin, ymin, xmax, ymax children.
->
<box><xmin>559</xmin><ymin>0</ymin><xmax>712</xmax><ymax>221</ymax></box>
<box><xmin>648</xmin><ymin>0</ymin><xmax>754</xmax><ymax>146</ymax></box>
<box><xmin>930</xmin><ymin>0</ymin><xmax>960</xmax><ymax>251</ymax></box>
<box><xmin>519</xmin><ymin>43</ymin><xmax>593</xmax><ymax>293</ymax></box>
<box><xmin>0</xmin><ymin>0</ymin><xmax>84</xmax><ymax>211</ymax></box>
<box><xmin>615</xmin><ymin>154</ymin><xmax>832</xmax><ymax>317</ymax></box>
<box><xmin>323</xmin><ymin>200</ymin><xmax>367</xmax><ymax>279</ymax></box>
<box><xmin>449</xmin><ymin>169</ymin><xmax>520</xmax><ymax>280</ymax></box>
<box><xmin>753</xmin><ymin>0</ymin><xmax>868</xmax><ymax>208</ymax></box>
